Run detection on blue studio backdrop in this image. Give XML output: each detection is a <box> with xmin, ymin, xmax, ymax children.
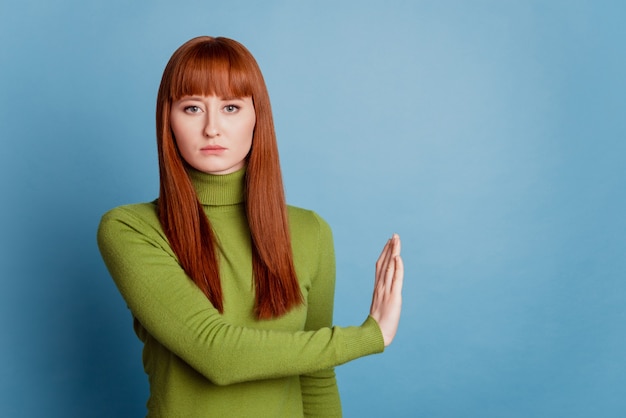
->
<box><xmin>1</xmin><ymin>1</ymin><xmax>625</xmax><ymax>417</ymax></box>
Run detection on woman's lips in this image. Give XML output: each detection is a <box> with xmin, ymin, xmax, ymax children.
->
<box><xmin>200</xmin><ymin>145</ymin><xmax>226</xmax><ymax>154</ymax></box>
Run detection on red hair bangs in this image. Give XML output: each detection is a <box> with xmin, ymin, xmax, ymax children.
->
<box><xmin>167</xmin><ymin>39</ymin><xmax>257</xmax><ymax>101</ymax></box>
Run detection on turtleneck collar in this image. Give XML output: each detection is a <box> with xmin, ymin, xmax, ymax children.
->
<box><xmin>187</xmin><ymin>167</ymin><xmax>246</xmax><ymax>206</ymax></box>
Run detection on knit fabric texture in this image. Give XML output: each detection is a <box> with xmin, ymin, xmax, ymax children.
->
<box><xmin>97</xmin><ymin>167</ymin><xmax>384</xmax><ymax>417</ymax></box>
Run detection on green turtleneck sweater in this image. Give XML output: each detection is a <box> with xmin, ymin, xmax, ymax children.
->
<box><xmin>97</xmin><ymin>168</ymin><xmax>384</xmax><ymax>417</ymax></box>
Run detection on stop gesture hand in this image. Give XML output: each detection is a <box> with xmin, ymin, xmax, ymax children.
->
<box><xmin>369</xmin><ymin>234</ymin><xmax>404</xmax><ymax>347</ymax></box>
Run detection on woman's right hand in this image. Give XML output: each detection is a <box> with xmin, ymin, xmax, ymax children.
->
<box><xmin>369</xmin><ymin>234</ymin><xmax>404</xmax><ymax>347</ymax></box>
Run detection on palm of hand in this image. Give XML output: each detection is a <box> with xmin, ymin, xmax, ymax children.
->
<box><xmin>369</xmin><ymin>234</ymin><xmax>404</xmax><ymax>347</ymax></box>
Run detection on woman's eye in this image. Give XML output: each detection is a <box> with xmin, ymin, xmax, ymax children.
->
<box><xmin>224</xmin><ymin>105</ymin><xmax>239</xmax><ymax>113</ymax></box>
<box><xmin>184</xmin><ymin>106</ymin><xmax>201</xmax><ymax>113</ymax></box>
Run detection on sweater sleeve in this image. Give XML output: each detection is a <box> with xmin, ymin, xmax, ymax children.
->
<box><xmin>97</xmin><ymin>206</ymin><xmax>384</xmax><ymax>387</ymax></box>
<box><xmin>299</xmin><ymin>212</ymin><xmax>342</xmax><ymax>417</ymax></box>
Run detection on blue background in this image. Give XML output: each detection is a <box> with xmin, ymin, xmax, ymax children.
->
<box><xmin>1</xmin><ymin>1</ymin><xmax>624</xmax><ymax>417</ymax></box>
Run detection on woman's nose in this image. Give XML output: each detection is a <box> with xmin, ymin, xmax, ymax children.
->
<box><xmin>203</xmin><ymin>114</ymin><xmax>220</xmax><ymax>137</ymax></box>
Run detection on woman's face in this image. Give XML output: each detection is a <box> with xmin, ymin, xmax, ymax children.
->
<box><xmin>170</xmin><ymin>95</ymin><xmax>256</xmax><ymax>175</ymax></box>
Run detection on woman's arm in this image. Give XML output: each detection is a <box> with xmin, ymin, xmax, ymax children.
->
<box><xmin>298</xmin><ymin>221</ymin><xmax>404</xmax><ymax>416</ymax></box>
<box><xmin>299</xmin><ymin>213</ymin><xmax>342</xmax><ymax>417</ymax></box>
<box><xmin>97</xmin><ymin>205</ymin><xmax>385</xmax><ymax>386</ymax></box>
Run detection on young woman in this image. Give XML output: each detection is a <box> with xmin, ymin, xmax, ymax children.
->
<box><xmin>97</xmin><ymin>36</ymin><xmax>403</xmax><ymax>417</ymax></box>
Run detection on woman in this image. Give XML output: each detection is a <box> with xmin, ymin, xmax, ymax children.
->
<box><xmin>98</xmin><ymin>36</ymin><xmax>403</xmax><ymax>417</ymax></box>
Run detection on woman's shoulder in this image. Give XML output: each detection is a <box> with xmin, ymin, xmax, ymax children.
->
<box><xmin>286</xmin><ymin>205</ymin><xmax>333</xmax><ymax>241</ymax></box>
<box><xmin>99</xmin><ymin>201</ymin><xmax>161</xmax><ymax>232</ymax></box>
<box><xmin>286</xmin><ymin>206</ymin><xmax>335</xmax><ymax>272</ymax></box>
<box><xmin>101</xmin><ymin>200</ymin><xmax>158</xmax><ymax>218</ymax></box>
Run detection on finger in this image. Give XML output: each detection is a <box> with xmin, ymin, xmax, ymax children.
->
<box><xmin>384</xmin><ymin>252</ymin><xmax>396</xmax><ymax>293</ymax></box>
<box><xmin>391</xmin><ymin>255</ymin><xmax>404</xmax><ymax>294</ymax></box>
<box><xmin>376</xmin><ymin>239</ymin><xmax>392</xmax><ymax>283</ymax></box>
<box><xmin>392</xmin><ymin>234</ymin><xmax>401</xmax><ymax>257</ymax></box>
<box><xmin>383</xmin><ymin>235</ymin><xmax>401</xmax><ymax>290</ymax></box>
<box><xmin>373</xmin><ymin>239</ymin><xmax>391</xmax><ymax>300</ymax></box>
<box><xmin>376</xmin><ymin>239</ymin><xmax>392</xmax><ymax>271</ymax></box>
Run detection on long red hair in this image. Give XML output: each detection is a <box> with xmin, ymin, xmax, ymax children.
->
<box><xmin>156</xmin><ymin>36</ymin><xmax>303</xmax><ymax>319</ymax></box>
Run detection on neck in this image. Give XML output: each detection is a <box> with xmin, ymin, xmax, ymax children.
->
<box><xmin>187</xmin><ymin>166</ymin><xmax>246</xmax><ymax>206</ymax></box>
